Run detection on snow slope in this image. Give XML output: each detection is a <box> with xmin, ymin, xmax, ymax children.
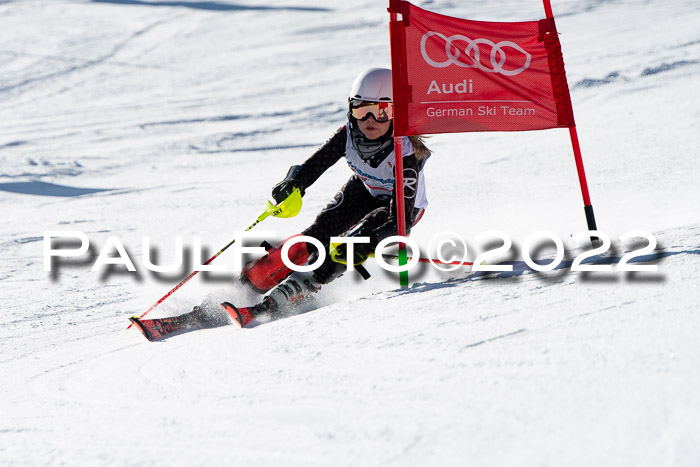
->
<box><xmin>1</xmin><ymin>0</ymin><xmax>699</xmax><ymax>465</ymax></box>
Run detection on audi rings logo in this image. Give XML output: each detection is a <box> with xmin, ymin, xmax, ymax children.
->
<box><xmin>420</xmin><ymin>31</ymin><xmax>531</xmax><ymax>76</ymax></box>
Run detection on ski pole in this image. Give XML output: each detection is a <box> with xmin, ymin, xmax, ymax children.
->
<box><xmin>127</xmin><ymin>189</ymin><xmax>302</xmax><ymax>328</ymax></box>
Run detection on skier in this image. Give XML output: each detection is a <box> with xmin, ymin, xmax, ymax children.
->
<box><xmin>222</xmin><ymin>68</ymin><xmax>431</xmax><ymax>326</ymax></box>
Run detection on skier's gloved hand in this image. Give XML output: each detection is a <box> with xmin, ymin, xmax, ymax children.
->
<box><xmin>329</xmin><ymin>241</ymin><xmax>371</xmax><ymax>265</ymax></box>
<box><xmin>272</xmin><ymin>165</ymin><xmax>304</xmax><ymax>204</ymax></box>
<box><xmin>329</xmin><ymin>218</ymin><xmax>379</xmax><ymax>264</ymax></box>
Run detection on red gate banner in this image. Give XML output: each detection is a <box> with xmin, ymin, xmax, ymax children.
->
<box><xmin>389</xmin><ymin>0</ymin><xmax>575</xmax><ymax>135</ymax></box>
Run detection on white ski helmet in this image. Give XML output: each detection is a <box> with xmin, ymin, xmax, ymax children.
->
<box><xmin>349</xmin><ymin>68</ymin><xmax>392</xmax><ymax>102</ymax></box>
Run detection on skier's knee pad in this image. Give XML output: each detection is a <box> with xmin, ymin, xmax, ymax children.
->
<box><xmin>240</xmin><ymin>234</ymin><xmax>311</xmax><ymax>293</ymax></box>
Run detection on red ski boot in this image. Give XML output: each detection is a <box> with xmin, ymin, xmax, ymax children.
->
<box><xmin>223</xmin><ymin>271</ymin><xmax>322</xmax><ymax>327</ymax></box>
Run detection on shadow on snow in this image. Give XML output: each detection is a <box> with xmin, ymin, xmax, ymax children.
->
<box><xmin>90</xmin><ymin>0</ymin><xmax>331</xmax><ymax>12</ymax></box>
<box><xmin>399</xmin><ymin>248</ymin><xmax>698</xmax><ymax>295</ymax></box>
<box><xmin>0</xmin><ymin>181</ymin><xmax>112</xmax><ymax>197</ymax></box>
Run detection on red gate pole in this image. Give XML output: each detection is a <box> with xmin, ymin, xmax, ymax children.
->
<box><xmin>390</xmin><ymin>5</ymin><xmax>409</xmax><ymax>287</ymax></box>
<box><xmin>393</xmin><ymin>136</ymin><xmax>409</xmax><ymax>287</ymax></box>
<box><xmin>569</xmin><ymin>125</ymin><xmax>598</xmax><ymax>232</ymax></box>
<box><xmin>543</xmin><ymin>0</ymin><xmax>599</xmax><ymax>234</ymax></box>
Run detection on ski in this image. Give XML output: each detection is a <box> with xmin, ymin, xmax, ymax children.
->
<box><xmin>129</xmin><ymin>306</ymin><xmax>210</xmax><ymax>341</ymax></box>
<box><xmin>220</xmin><ymin>301</ymin><xmax>257</xmax><ymax>327</ymax></box>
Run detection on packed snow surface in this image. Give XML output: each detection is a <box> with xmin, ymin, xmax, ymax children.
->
<box><xmin>1</xmin><ymin>0</ymin><xmax>699</xmax><ymax>465</ymax></box>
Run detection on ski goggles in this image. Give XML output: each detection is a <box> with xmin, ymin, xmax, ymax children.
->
<box><xmin>350</xmin><ymin>99</ymin><xmax>394</xmax><ymax>123</ymax></box>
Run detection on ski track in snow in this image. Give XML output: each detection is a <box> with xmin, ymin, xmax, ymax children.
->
<box><xmin>1</xmin><ymin>0</ymin><xmax>700</xmax><ymax>465</ymax></box>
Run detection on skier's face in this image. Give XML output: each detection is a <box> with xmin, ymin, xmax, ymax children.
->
<box><xmin>358</xmin><ymin>113</ymin><xmax>392</xmax><ymax>140</ymax></box>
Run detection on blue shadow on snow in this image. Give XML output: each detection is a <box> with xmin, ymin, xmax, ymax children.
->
<box><xmin>0</xmin><ymin>181</ymin><xmax>111</xmax><ymax>197</ymax></box>
<box><xmin>399</xmin><ymin>248</ymin><xmax>697</xmax><ymax>295</ymax></box>
<box><xmin>90</xmin><ymin>0</ymin><xmax>331</xmax><ymax>12</ymax></box>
